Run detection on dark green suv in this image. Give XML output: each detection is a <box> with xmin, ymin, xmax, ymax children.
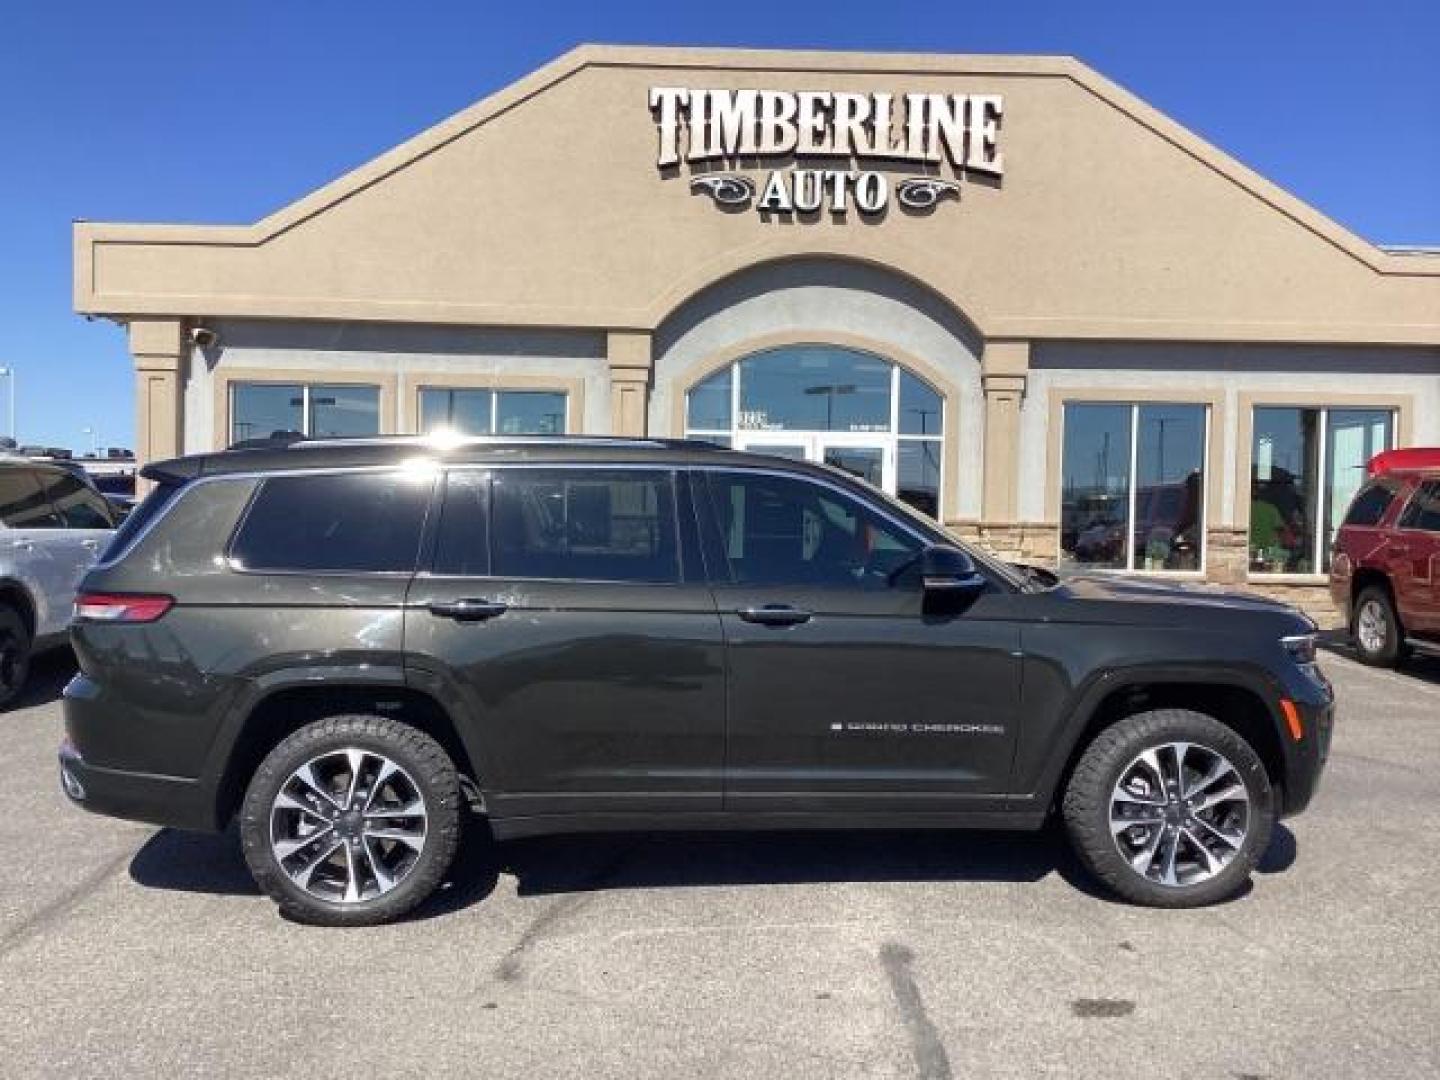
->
<box><xmin>62</xmin><ymin>436</ymin><xmax>1333</xmax><ymax>924</ymax></box>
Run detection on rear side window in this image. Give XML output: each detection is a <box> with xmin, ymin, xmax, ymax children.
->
<box><xmin>1398</xmin><ymin>481</ymin><xmax>1440</xmax><ymax>533</ymax></box>
<box><xmin>0</xmin><ymin>469</ymin><xmax>61</xmax><ymax>528</ymax></box>
<box><xmin>1343</xmin><ymin>481</ymin><xmax>1398</xmax><ymax>527</ymax></box>
<box><xmin>34</xmin><ymin>469</ymin><xmax>114</xmax><ymax>529</ymax></box>
<box><xmin>490</xmin><ymin>469</ymin><xmax>678</xmax><ymax>583</ymax></box>
<box><xmin>100</xmin><ymin>480</ymin><xmax>182</xmax><ymax>560</ymax></box>
<box><xmin>230</xmin><ymin>471</ymin><xmax>432</xmax><ymax>573</ymax></box>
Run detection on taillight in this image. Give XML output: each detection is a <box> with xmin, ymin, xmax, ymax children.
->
<box><xmin>73</xmin><ymin>592</ymin><xmax>174</xmax><ymax>623</ymax></box>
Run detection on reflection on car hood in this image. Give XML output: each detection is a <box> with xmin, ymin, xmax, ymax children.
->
<box><xmin>1059</xmin><ymin>573</ymin><xmax>1301</xmax><ymax>616</ymax></box>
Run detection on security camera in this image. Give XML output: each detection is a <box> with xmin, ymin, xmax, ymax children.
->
<box><xmin>190</xmin><ymin>326</ymin><xmax>218</xmax><ymax>348</ymax></box>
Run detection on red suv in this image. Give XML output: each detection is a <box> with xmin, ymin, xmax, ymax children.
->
<box><xmin>1330</xmin><ymin>448</ymin><xmax>1440</xmax><ymax>666</ymax></box>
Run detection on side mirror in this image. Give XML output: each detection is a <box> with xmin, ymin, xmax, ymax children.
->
<box><xmin>920</xmin><ymin>544</ymin><xmax>986</xmax><ymax>596</ymax></box>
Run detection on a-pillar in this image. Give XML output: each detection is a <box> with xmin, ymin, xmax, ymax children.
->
<box><xmin>980</xmin><ymin>339</ymin><xmax>1030</xmax><ymax>523</ymax></box>
<box><xmin>607</xmin><ymin>330</ymin><xmax>652</xmax><ymax>437</ymax></box>
<box><xmin>129</xmin><ymin>318</ymin><xmax>187</xmax><ymax>472</ymax></box>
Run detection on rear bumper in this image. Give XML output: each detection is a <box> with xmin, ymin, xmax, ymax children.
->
<box><xmin>58</xmin><ymin>739</ymin><xmax>217</xmax><ymax>832</ymax></box>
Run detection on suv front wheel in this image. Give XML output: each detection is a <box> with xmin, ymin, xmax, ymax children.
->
<box><xmin>240</xmin><ymin>715</ymin><xmax>462</xmax><ymax>926</ymax></box>
<box><xmin>1062</xmin><ymin>709</ymin><xmax>1275</xmax><ymax>908</ymax></box>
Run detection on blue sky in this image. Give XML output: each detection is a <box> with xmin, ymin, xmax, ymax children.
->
<box><xmin>1</xmin><ymin>0</ymin><xmax>1436</xmax><ymax>450</ymax></box>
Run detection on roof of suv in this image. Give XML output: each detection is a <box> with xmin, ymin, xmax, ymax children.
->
<box><xmin>141</xmin><ymin>434</ymin><xmax>830</xmax><ymax>483</ymax></box>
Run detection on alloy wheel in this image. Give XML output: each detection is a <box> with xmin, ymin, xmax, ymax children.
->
<box><xmin>1108</xmin><ymin>742</ymin><xmax>1250</xmax><ymax>887</ymax></box>
<box><xmin>269</xmin><ymin>748</ymin><xmax>428</xmax><ymax>904</ymax></box>
<box><xmin>1356</xmin><ymin>599</ymin><xmax>1388</xmax><ymax>654</ymax></box>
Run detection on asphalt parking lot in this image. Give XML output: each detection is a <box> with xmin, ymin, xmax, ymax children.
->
<box><xmin>3</xmin><ymin>643</ymin><xmax>1438</xmax><ymax>1079</ymax></box>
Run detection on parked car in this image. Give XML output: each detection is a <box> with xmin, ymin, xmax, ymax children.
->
<box><xmin>1329</xmin><ymin>447</ymin><xmax>1440</xmax><ymax>667</ymax></box>
<box><xmin>62</xmin><ymin>436</ymin><xmax>1333</xmax><ymax>925</ymax></box>
<box><xmin>0</xmin><ymin>457</ymin><xmax>118</xmax><ymax>706</ymax></box>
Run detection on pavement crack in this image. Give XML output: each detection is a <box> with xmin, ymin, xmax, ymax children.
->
<box><xmin>0</xmin><ymin>847</ymin><xmax>132</xmax><ymax>958</ymax></box>
<box><xmin>879</xmin><ymin>940</ymin><xmax>953</xmax><ymax>1080</ymax></box>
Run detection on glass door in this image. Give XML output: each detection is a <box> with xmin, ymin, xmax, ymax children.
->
<box><xmin>737</xmin><ymin>433</ymin><xmax>893</xmax><ymax>493</ymax></box>
<box><xmin>735</xmin><ymin>434</ymin><xmax>811</xmax><ymax>462</ymax></box>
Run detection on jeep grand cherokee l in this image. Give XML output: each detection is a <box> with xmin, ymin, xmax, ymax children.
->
<box><xmin>61</xmin><ymin>436</ymin><xmax>1333</xmax><ymax>925</ymax></box>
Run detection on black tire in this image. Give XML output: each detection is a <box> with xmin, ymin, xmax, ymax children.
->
<box><xmin>1062</xmin><ymin>709</ymin><xmax>1275</xmax><ymax>908</ymax></box>
<box><xmin>240</xmin><ymin>715</ymin><xmax>462</xmax><ymax>926</ymax></box>
<box><xmin>1351</xmin><ymin>585</ymin><xmax>1407</xmax><ymax>668</ymax></box>
<box><xmin>0</xmin><ymin>605</ymin><xmax>33</xmax><ymax>711</ymax></box>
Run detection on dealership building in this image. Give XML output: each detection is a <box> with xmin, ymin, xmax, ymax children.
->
<box><xmin>73</xmin><ymin>46</ymin><xmax>1440</xmax><ymax>620</ymax></box>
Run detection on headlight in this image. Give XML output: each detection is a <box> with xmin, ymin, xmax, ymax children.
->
<box><xmin>1282</xmin><ymin>633</ymin><xmax>1318</xmax><ymax>666</ymax></box>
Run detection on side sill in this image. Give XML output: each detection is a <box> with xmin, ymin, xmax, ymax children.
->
<box><xmin>488</xmin><ymin>809</ymin><xmax>1049</xmax><ymax>841</ymax></box>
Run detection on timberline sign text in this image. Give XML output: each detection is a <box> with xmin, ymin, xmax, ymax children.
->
<box><xmin>649</xmin><ymin>87</ymin><xmax>1004</xmax><ymax>217</ymax></box>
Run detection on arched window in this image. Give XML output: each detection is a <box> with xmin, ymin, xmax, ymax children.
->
<box><xmin>685</xmin><ymin>345</ymin><xmax>945</xmax><ymax>518</ymax></box>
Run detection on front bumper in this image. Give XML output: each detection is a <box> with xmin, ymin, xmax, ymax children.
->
<box><xmin>1277</xmin><ymin>693</ymin><xmax>1334</xmax><ymax>817</ymax></box>
<box><xmin>58</xmin><ymin>739</ymin><xmax>215</xmax><ymax>832</ymax></box>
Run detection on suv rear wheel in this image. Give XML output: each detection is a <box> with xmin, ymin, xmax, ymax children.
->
<box><xmin>1062</xmin><ymin>709</ymin><xmax>1274</xmax><ymax>908</ymax></box>
<box><xmin>0</xmin><ymin>605</ymin><xmax>32</xmax><ymax>711</ymax></box>
<box><xmin>1352</xmin><ymin>585</ymin><xmax>1408</xmax><ymax>668</ymax></box>
<box><xmin>239</xmin><ymin>715</ymin><xmax>462</xmax><ymax>926</ymax></box>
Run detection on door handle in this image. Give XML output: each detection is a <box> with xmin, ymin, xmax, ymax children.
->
<box><xmin>1390</xmin><ymin>544</ymin><xmax>1411</xmax><ymax>555</ymax></box>
<box><xmin>737</xmin><ymin>604</ymin><xmax>812</xmax><ymax>626</ymax></box>
<box><xmin>427</xmin><ymin>598</ymin><xmax>509</xmax><ymax>622</ymax></box>
<box><xmin>82</xmin><ymin>539</ymin><xmax>102</xmax><ymax>552</ymax></box>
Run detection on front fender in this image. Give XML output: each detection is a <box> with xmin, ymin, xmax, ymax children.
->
<box><xmin>1013</xmin><ymin>658</ymin><xmax>1290</xmax><ymax>813</ymax></box>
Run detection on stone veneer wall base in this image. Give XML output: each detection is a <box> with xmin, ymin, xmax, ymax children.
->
<box><xmin>950</xmin><ymin>522</ymin><xmax>1342</xmax><ymax>629</ymax></box>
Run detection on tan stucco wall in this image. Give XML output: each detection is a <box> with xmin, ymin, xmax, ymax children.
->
<box><xmin>75</xmin><ymin>46</ymin><xmax>1440</xmax><ymax>345</ymax></box>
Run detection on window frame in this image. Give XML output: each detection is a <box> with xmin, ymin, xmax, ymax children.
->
<box><xmin>1056</xmin><ymin>400</ymin><xmax>1212</xmax><ymax>576</ymax></box>
<box><xmin>418</xmin><ymin>387</ymin><xmax>571</xmax><ymax>437</ymax></box>
<box><xmin>1245</xmin><ymin>403</ymin><xmax>1399</xmax><ymax>578</ymax></box>
<box><xmin>225</xmin><ymin>468</ymin><xmax>438</xmax><ymax>577</ymax></box>
<box><xmin>33</xmin><ymin>466</ymin><xmax>117</xmax><ymax>530</ymax></box>
<box><xmin>427</xmin><ymin>464</ymin><xmax>687</xmax><ymax>586</ymax></box>
<box><xmin>682</xmin><ymin>348</ymin><xmax>946</xmax><ymax>519</ymax></box>
<box><xmin>1341</xmin><ymin>478</ymin><xmax>1402</xmax><ymax>529</ymax></box>
<box><xmin>0</xmin><ymin>468</ymin><xmax>63</xmax><ymax>529</ymax></box>
<box><xmin>229</xmin><ymin>380</ymin><xmax>383</xmax><ymax>444</ymax></box>
<box><xmin>1397</xmin><ymin>479</ymin><xmax>1440</xmax><ymax>534</ymax></box>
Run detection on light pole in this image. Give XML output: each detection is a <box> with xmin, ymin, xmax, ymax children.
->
<box><xmin>82</xmin><ymin>426</ymin><xmax>100</xmax><ymax>457</ymax></box>
<box><xmin>803</xmin><ymin>382</ymin><xmax>856</xmax><ymax>430</ymax></box>
<box><xmin>0</xmin><ymin>367</ymin><xmax>14</xmax><ymax>441</ymax></box>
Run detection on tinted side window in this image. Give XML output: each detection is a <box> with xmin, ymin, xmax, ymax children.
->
<box><xmin>231</xmin><ymin>472</ymin><xmax>432</xmax><ymax>573</ymax></box>
<box><xmin>35</xmin><ymin>469</ymin><xmax>114</xmax><ymax>529</ymax></box>
<box><xmin>1398</xmin><ymin>481</ymin><xmax>1440</xmax><ymax>533</ymax></box>
<box><xmin>1343</xmin><ymin>481</ymin><xmax>1398</xmax><ymax>527</ymax></box>
<box><xmin>705</xmin><ymin>472</ymin><xmax>921</xmax><ymax>588</ymax></box>
<box><xmin>433</xmin><ymin>470</ymin><xmax>490</xmax><ymax>576</ymax></box>
<box><xmin>491</xmin><ymin>469</ymin><xmax>678</xmax><ymax>583</ymax></box>
<box><xmin>100</xmin><ymin>481</ymin><xmax>182</xmax><ymax>561</ymax></box>
<box><xmin>0</xmin><ymin>470</ymin><xmax>60</xmax><ymax>528</ymax></box>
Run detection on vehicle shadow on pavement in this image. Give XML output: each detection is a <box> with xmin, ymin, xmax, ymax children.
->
<box><xmin>129</xmin><ymin>818</ymin><xmax>1299</xmax><ymax>919</ymax></box>
<box><xmin>1319</xmin><ymin>629</ymin><xmax>1440</xmax><ymax>686</ymax></box>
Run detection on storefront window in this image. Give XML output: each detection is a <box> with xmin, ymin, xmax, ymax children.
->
<box><xmin>1060</xmin><ymin>402</ymin><xmax>1207</xmax><ymax>573</ymax></box>
<box><xmin>1250</xmin><ymin>406</ymin><xmax>1393</xmax><ymax>573</ymax></box>
<box><xmin>684</xmin><ymin>345</ymin><xmax>945</xmax><ymax>519</ymax></box>
<box><xmin>738</xmin><ymin>346</ymin><xmax>891</xmax><ymax>432</ymax></box>
<box><xmin>420</xmin><ymin>388</ymin><xmax>493</xmax><ymax>434</ymax></box>
<box><xmin>496</xmin><ymin>391</ymin><xmax>566</xmax><ymax>435</ymax></box>
<box><xmin>419</xmin><ymin>388</ymin><xmax>567</xmax><ymax>435</ymax></box>
<box><xmin>231</xmin><ymin>382</ymin><xmax>379</xmax><ymax>445</ymax></box>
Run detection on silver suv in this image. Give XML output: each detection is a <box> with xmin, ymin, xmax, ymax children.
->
<box><xmin>0</xmin><ymin>459</ymin><xmax>117</xmax><ymax>706</ymax></box>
